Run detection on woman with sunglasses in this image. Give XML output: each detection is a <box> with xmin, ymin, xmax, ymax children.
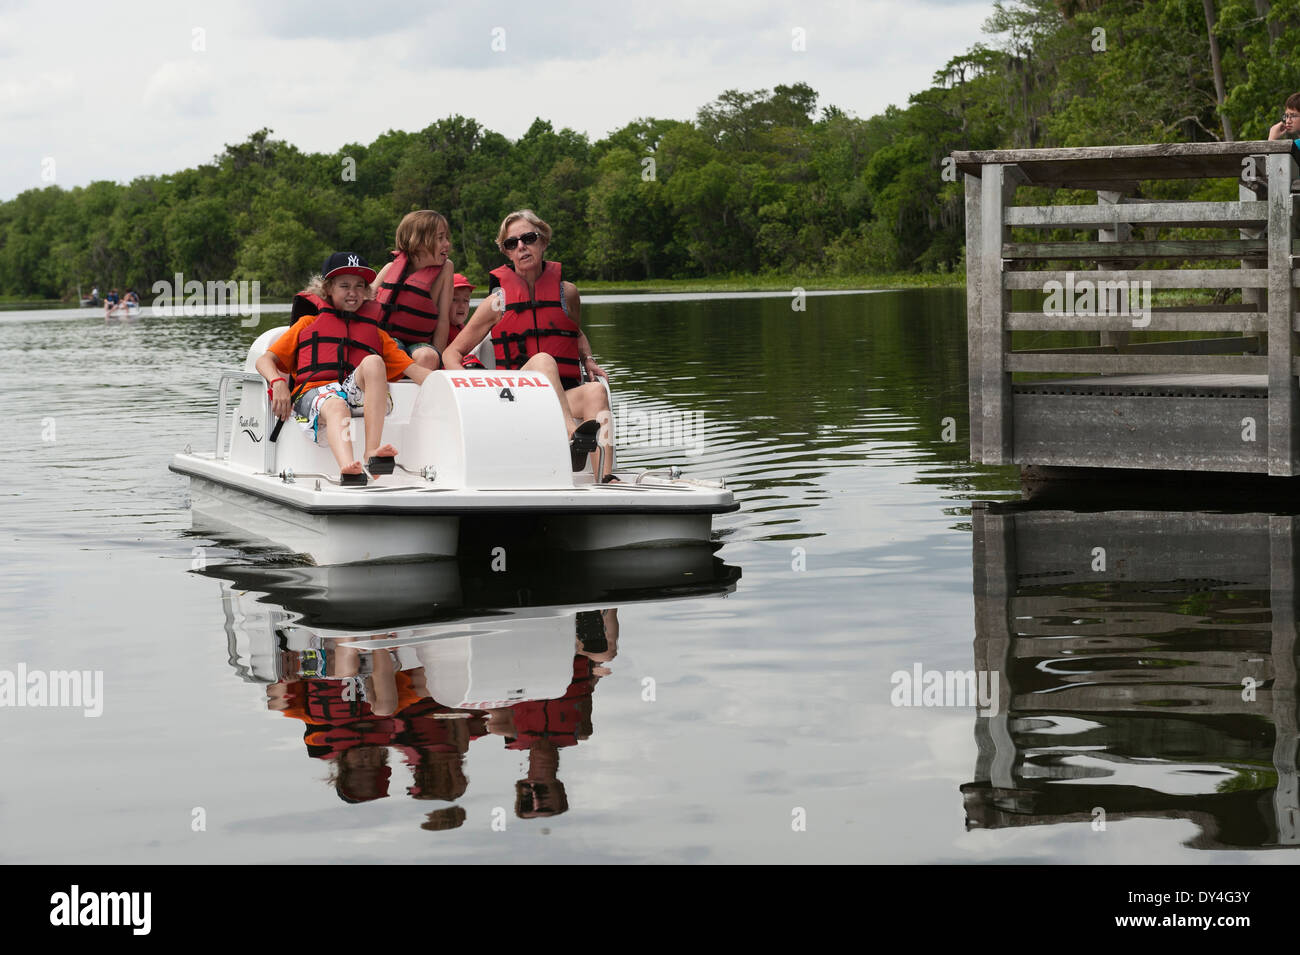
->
<box><xmin>442</xmin><ymin>209</ymin><xmax>618</xmax><ymax>481</ymax></box>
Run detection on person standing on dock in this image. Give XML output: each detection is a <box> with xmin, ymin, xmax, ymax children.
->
<box><xmin>1267</xmin><ymin>93</ymin><xmax>1300</xmax><ymax>140</ymax></box>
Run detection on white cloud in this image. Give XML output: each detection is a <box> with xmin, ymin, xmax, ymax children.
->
<box><xmin>142</xmin><ymin>60</ymin><xmax>216</xmax><ymax>117</ymax></box>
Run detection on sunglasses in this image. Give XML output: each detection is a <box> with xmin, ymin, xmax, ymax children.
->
<box><xmin>503</xmin><ymin>231</ymin><xmax>540</xmax><ymax>252</ymax></box>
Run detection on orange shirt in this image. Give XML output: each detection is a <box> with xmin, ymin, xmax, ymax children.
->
<box><xmin>266</xmin><ymin>312</ymin><xmax>415</xmax><ymax>398</ymax></box>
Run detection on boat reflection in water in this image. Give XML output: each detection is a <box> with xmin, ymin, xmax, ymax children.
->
<box><xmin>200</xmin><ymin>544</ymin><xmax>739</xmax><ymax>829</ymax></box>
<box><xmin>967</xmin><ymin>502</ymin><xmax>1298</xmax><ymax>850</ymax></box>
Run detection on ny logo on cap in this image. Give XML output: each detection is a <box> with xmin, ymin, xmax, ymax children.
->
<box><xmin>347</xmin><ymin>254</ymin><xmax>360</xmax><ymax>267</ymax></box>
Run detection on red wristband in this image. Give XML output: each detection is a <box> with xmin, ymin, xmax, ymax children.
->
<box><xmin>267</xmin><ymin>377</ymin><xmax>286</xmax><ymax>399</ymax></box>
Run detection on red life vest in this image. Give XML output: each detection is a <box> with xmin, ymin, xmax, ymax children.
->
<box><xmin>375</xmin><ymin>251</ymin><xmax>443</xmax><ymax>345</ymax></box>
<box><xmin>291</xmin><ymin>297</ymin><xmax>384</xmax><ymax>393</ymax></box>
<box><xmin>489</xmin><ymin>261</ymin><xmax>581</xmax><ymax>386</ymax></box>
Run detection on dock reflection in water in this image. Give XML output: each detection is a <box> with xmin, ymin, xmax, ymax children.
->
<box><xmin>967</xmin><ymin>504</ymin><xmax>1298</xmax><ymax>849</ymax></box>
<box><xmin>201</xmin><ymin>546</ymin><xmax>739</xmax><ymax>829</ymax></box>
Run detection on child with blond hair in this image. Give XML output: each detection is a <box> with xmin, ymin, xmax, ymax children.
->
<box><xmin>372</xmin><ymin>210</ymin><xmax>455</xmax><ymax>370</ymax></box>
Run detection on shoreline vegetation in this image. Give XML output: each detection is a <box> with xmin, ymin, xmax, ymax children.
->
<box><xmin>6</xmin><ymin>1</ymin><xmax>1295</xmax><ymax>302</ymax></box>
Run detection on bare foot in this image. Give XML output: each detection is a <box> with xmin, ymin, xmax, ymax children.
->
<box><xmin>341</xmin><ymin>461</ymin><xmax>364</xmax><ymax>475</ymax></box>
<box><xmin>365</xmin><ymin>443</ymin><xmax>398</xmax><ymax>459</ymax></box>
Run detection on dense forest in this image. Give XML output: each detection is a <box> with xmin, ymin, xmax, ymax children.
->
<box><xmin>5</xmin><ymin>0</ymin><xmax>1300</xmax><ymax>299</ymax></box>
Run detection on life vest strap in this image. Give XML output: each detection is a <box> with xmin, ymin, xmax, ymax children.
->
<box><xmin>503</xmin><ymin>299</ymin><xmax>564</xmax><ymax>313</ymax></box>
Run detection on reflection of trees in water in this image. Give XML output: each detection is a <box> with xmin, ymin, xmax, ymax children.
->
<box><xmin>968</xmin><ymin>505</ymin><xmax>1299</xmax><ymax>849</ymax></box>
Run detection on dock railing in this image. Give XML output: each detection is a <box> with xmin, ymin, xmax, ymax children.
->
<box><xmin>954</xmin><ymin>141</ymin><xmax>1300</xmax><ymax>476</ymax></box>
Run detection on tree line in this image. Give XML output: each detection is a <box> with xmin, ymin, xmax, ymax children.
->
<box><xmin>4</xmin><ymin>0</ymin><xmax>1298</xmax><ymax>300</ymax></box>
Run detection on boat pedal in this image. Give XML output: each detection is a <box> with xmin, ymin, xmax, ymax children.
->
<box><xmin>570</xmin><ymin>419</ymin><xmax>600</xmax><ymax>471</ymax></box>
<box><xmin>339</xmin><ymin>472</ymin><xmax>368</xmax><ymax>487</ymax></box>
<box><xmin>367</xmin><ymin>455</ymin><xmax>396</xmax><ymax>475</ymax></box>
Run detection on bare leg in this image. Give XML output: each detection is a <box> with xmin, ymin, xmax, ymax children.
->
<box><xmin>353</xmin><ymin>354</ymin><xmax>395</xmax><ymax>460</ymax></box>
<box><xmin>318</xmin><ymin>398</ymin><xmax>363</xmax><ymax>474</ymax></box>
<box><xmin>413</xmin><ymin>347</ymin><xmax>441</xmax><ymax>371</ymax></box>
<box><xmin>520</xmin><ymin>353</ymin><xmax>581</xmax><ymax>437</ymax></box>
<box><xmin>568</xmin><ymin>382</ymin><xmax>615</xmax><ymax>477</ymax></box>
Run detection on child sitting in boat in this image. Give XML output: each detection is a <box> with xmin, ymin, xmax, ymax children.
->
<box><xmin>371</xmin><ymin>210</ymin><xmax>455</xmax><ymax>370</ymax></box>
<box><xmin>256</xmin><ymin>252</ymin><xmax>431</xmax><ymax>486</ymax></box>
<box><xmin>449</xmin><ymin>272</ymin><xmax>485</xmax><ymax>369</ymax></box>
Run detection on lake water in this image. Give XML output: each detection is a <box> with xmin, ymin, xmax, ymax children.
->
<box><xmin>2</xmin><ymin>290</ymin><xmax>1294</xmax><ymax>863</ymax></box>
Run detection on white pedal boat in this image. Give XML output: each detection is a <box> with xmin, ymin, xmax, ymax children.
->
<box><xmin>171</xmin><ymin>327</ymin><xmax>738</xmax><ymax>564</ymax></box>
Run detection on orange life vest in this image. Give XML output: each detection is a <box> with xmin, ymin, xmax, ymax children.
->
<box><xmin>292</xmin><ymin>297</ymin><xmax>384</xmax><ymax>392</ymax></box>
<box><xmin>489</xmin><ymin>261</ymin><xmax>581</xmax><ymax>386</ymax></box>
<box><xmin>375</xmin><ymin>251</ymin><xmax>443</xmax><ymax>345</ymax></box>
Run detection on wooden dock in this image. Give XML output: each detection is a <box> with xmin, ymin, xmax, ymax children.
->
<box><xmin>954</xmin><ymin>141</ymin><xmax>1300</xmax><ymax>476</ymax></box>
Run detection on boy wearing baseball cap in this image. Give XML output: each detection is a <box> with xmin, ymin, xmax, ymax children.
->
<box><xmin>257</xmin><ymin>252</ymin><xmax>431</xmax><ymax>486</ymax></box>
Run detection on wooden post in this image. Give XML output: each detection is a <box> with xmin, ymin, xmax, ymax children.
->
<box><xmin>1097</xmin><ymin>190</ymin><xmax>1132</xmax><ymax>351</ymax></box>
<box><xmin>966</xmin><ymin>172</ymin><xmax>984</xmax><ymax>460</ymax></box>
<box><xmin>979</xmin><ymin>164</ymin><xmax>1020</xmax><ymax>464</ymax></box>
<box><xmin>1266</xmin><ymin>153</ymin><xmax>1298</xmax><ymax>476</ymax></box>
<box><xmin>1241</xmin><ymin>179</ymin><xmax>1265</xmax><ymax>354</ymax></box>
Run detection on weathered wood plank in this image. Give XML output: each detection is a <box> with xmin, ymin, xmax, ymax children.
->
<box><xmin>1008</xmin><ymin>311</ymin><xmax>1266</xmax><ymax>331</ymax></box>
<box><xmin>952</xmin><ymin>141</ymin><xmax>1295</xmax><ymax>179</ymax></box>
<box><xmin>1004</xmin><ymin>239</ymin><xmax>1269</xmax><ymax>260</ymax></box>
<box><xmin>1017</xmin><ymin>337</ymin><xmax>1259</xmax><ymax>356</ymax></box>
<box><xmin>1267</xmin><ymin>153</ymin><xmax>1299</xmax><ymax>476</ymax></box>
<box><xmin>1007</xmin><ymin>354</ymin><xmax>1266</xmax><ymax>374</ymax></box>
<box><xmin>1014</xmin><ymin>372</ymin><xmax>1265</xmax><ymax>391</ymax></box>
<box><xmin>1006</xmin><ymin>269</ymin><xmax>1269</xmax><ymax>289</ymax></box>
<box><xmin>1013</xmin><ymin>393</ymin><xmax>1268</xmax><ymax>472</ymax></box>
<box><xmin>1005</xmin><ymin>200</ymin><xmax>1268</xmax><ymax>229</ymax></box>
<box><xmin>965</xmin><ymin>172</ymin><xmax>983</xmax><ymax>460</ymax></box>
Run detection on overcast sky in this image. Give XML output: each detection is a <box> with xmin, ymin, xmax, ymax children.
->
<box><xmin>3</xmin><ymin>0</ymin><xmax>996</xmax><ymax>201</ymax></box>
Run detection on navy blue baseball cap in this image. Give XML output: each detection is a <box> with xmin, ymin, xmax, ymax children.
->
<box><xmin>323</xmin><ymin>252</ymin><xmax>377</xmax><ymax>283</ymax></box>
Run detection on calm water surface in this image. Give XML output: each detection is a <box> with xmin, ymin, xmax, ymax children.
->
<box><xmin>2</xmin><ymin>291</ymin><xmax>1293</xmax><ymax>863</ymax></box>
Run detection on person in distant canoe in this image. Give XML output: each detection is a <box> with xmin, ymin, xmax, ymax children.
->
<box><xmin>257</xmin><ymin>252</ymin><xmax>432</xmax><ymax>486</ymax></box>
<box><xmin>441</xmin><ymin>209</ymin><xmax>619</xmax><ymax>481</ymax></box>
<box><xmin>371</xmin><ymin>210</ymin><xmax>455</xmax><ymax>371</ymax></box>
<box><xmin>1267</xmin><ymin>93</ymin><xmax>1300</xmax><ymax>140</ymax></box>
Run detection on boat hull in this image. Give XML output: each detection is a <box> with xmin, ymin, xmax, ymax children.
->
<box><xmin>189</xmin><ymin>475</ymin><xmax>461</xmax><ymax>563</ymax></box>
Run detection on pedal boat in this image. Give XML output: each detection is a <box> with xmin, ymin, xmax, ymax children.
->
<box><xmin>170</xmin><ymin>327</ymin><xmax>738</xmax><ymax>564</ymax></box>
